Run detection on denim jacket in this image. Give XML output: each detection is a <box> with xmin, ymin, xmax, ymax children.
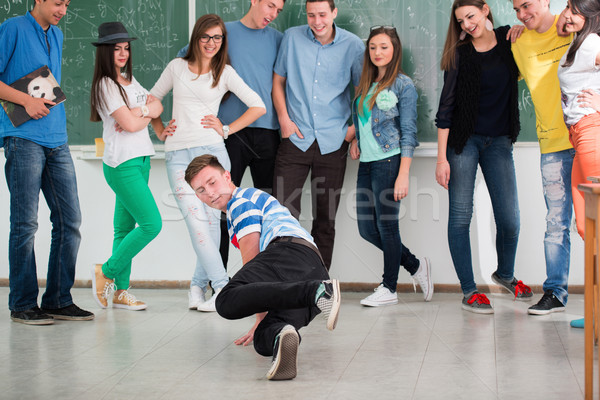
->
<box><xmin>352</xmin><ymin>74</ymin><xmax>419</xmax><ymax>158</ymax></box>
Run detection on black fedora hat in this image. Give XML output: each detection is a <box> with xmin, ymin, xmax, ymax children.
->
<box><xmin>92</xmin><ymin>22</ymin><xmax>137</xmax><ymax>46</ymax></box>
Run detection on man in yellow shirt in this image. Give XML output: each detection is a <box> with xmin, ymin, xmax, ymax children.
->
<box><xmin>511</xmin><ymin>0</ymin><xmax>575</xmax><ymax>315</ymax></box>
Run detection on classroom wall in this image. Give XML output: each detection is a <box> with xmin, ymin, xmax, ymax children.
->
<box><xmin>0</xmin><ymin>145</ymin><xmax>585</xmax><ymax>288</ymax></box>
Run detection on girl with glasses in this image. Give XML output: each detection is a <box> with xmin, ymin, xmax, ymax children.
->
<box><xmin>150</xmin><ymin>14</ymin><xmax>266</xmax><ymax>312</ymax></box>
<box><xmin>435</xmin><ymin>0</ymin><xmax>532</xmax><ymax>313</ymax></box>
<box><xmin>349</xmin><ymin>26</ymin><xmax>433</xmax><ymax>307</ymax></box>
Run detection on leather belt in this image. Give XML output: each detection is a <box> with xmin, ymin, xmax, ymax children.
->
<box><xmin>270</xmin><ymin>236</ymin><xmax>325</xmax><ymax>266</ymax></box>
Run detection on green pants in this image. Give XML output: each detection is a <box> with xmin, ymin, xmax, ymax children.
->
<box><xmin>102</xmin><ymin>156</ymin><xmax>162</xmax><ymax>290</ymax></box>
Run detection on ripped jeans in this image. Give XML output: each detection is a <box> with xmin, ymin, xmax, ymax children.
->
<box><xmin>165</xmin><ymin>144</ymin><xmax>231</xmax><ymax>290</ymax></box>
<box><xmin>540</xmin><ymin>148</ymin><xmax>575</xmax><ymax>305</ymax></box>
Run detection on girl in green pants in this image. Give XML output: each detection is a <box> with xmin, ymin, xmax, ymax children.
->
<box><xmin>89</xmin><ymin>22</ymin><xmax>164</xmax><ymax>310</ymax></box>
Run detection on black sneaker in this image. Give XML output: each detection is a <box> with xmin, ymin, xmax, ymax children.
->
<box><xmin>491</xmin><ymin>272</ymin><xmax>533</xmax><ymax>301</ymax></box>
<box><xmin>41</xmin><ymin>304</ymin><xmax>95</xmax><ymax>321</ymax></box>
<box><xmin>10</xmin><ymin>306</ymin><xmax>54</xmax><ymax>325</ymax></box>
<box><xmin>316</xmin><ymin>279</ymin><xmax>341</xmax><ymax>331</ymax></box>
<box><xmin>528</xmin><ymin>290</ymin><xmax>565</xmax><ymax>315</ymax></box>
<box><xmin>266</xmin><ymin>325</ymin><xmax>299</xmax><ymax>380</ymax></box>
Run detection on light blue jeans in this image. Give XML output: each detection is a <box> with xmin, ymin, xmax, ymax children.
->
<box><xmin>541</xmin><ymin>149</ymin><xmax>575</xmax><ymax>305</ymax></box>
<box><xmin>165</xmin><ymin>144</ymin><xmax>230</xmax><ymax>290</ymax></box>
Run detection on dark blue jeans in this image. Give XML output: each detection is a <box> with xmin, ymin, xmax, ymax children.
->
<box><xmin>356</xmin><ymin>155</ymin><xmax>419</xmax><ymax>292</ymax></box>
<box><xmin>447</xmin><ymin>135</ymin><xmax>520</xmax><ymax>296</ymax></box>
<box><xmin>4</xmin><ymin>137</ymin><xmax>82</xmax><ymax>311</ymax></box>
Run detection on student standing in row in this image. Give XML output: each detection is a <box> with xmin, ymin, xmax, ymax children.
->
<box><xmin>185</xmin><ymin>154</ymin><xmax>341</xmax><ymax>381</ymax></box>
<box><xmin>511</xmin><ymin>0</ymin><xmax>575</xmax><ymax>316</ymax></box>
<box><xmin>90</xmin><ymin>22</ymin><xmax>163</xmax><ymax>311</ymax></box>
<box><xmin>350</xmin><ymin>26</ymin><xmax>433</xmax><ymax>306</ymax></box>
<box><xmin>177</xmin><ymin>0</ymin><xmax>287</xmax><ymax>272</ymax></box>
<box><xmin>0</xmin><ymin>0</ymin><xmax>94</xmax><ymax>324</ymax></box>
<box><xmin>436</xmin><ymin>0</ymin><xmax>532</xmax><ymax>313</ymax></box>
<box><xmin>558</xmin><ymin>0</ymin><xmax>600</xmax><ymax>242</ymax></box>
<box><xmin>151</xmin><ymin>14</ymin><xmax>265</xmax><ymax>311</ymax></box>
<box><xmin>272</xmin><ymin>0</ymin><xmax>364</xmax><ymax>270</ymax></box>
<box><xmin>557</xmin><ymin>0</ymin><xmax>600</xmax><ymax>328</ymax></box>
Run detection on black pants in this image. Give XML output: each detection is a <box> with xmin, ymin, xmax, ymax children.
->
<box><xmin>215</xmin><ymin>241</ymin><xmax>329</xmax><ymax>356</ymax></box>
<box><xmin>220</xmin><ymin>128</ymin><xmax>281</xmax><ymax>269</ymax></box>
<box><xmin>273</xmin><ymin>139</ymin><xmax>349</xmax><ymax>270</ymax></box>
<box><xmin>225</xmin><ymin>127</ymin><xmax>280</xmax><ymax>193</ymax></box>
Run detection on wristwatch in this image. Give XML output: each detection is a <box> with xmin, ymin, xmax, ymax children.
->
<box><xmin>141</xmin><ymin>105</ymin><xmax>150</xmax><ymax>118</ymax></box>
<box><xmin>222</xmin><ymin>125</ymin><xmax>230</xmax><ymax>139</ymax></box>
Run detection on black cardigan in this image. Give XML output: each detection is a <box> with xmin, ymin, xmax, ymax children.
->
<box><xmin>438</xmin><ymin>25</ymin><xmax>520</xmax><ymax>154</ymax></box>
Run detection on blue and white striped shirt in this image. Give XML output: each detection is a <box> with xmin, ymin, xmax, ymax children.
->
<box><xmin>227</xmin><ymin>187</ymin><xmax>314</xmax><ymax>252</ymax></box>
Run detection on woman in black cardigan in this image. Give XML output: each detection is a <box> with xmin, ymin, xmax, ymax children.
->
<box><xmin>435</xmin><ymin>0</ymin><xmax>532</xmax><ymax>314</ymax></box>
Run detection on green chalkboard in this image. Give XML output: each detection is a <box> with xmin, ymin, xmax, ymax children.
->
<box><xmin>1</xmin><ymin>0</ymin><xmax>188</xmax><ymax>145</ymax></box>
<box><xmin>2</xmin><ymin>0</ymin><xmax>568</xmax><ymax>144</ymax></box>
<box><xmin>197</xmin><ymin>0</ymin><xmax>562</xmax><ymax>143</ymax></box>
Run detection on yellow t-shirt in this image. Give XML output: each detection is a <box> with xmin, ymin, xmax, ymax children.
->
<box><xmin>511</xmin><ymin>16</ymin><xmax>573</xmax><ymax>154</ymax></box>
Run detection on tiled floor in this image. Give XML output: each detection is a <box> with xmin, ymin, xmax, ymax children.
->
<box><xmin>0</xmin><ymin>288</ymin><xmax>593</xmax><ymax>399</ymax></box>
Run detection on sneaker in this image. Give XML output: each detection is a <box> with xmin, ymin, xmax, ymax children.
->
<box><xmin>10</xmin><ymin>306</ymin><xmax>54</xmax><ymax>325</ymax></box>
<box><xmin>571</xmin><ymin>318</ymin><xmax>584</xmax><ymax>328</ymax></box>
<box><xmin>360</xmin><ymin>284</ymin><xmax>398</xmax><ymax>307</ymax></box>
<box><xmin>91</xmin><ymin>264</ymin><xmax>114</xmax><ymax>308</ymax></box>
<box><xmin>412</xmin><ymin>257</ymin><xmax>433</xmax><ymax>302</ymax></box>
<box><xmin>197</xmin><ymin>287</ymin><xmax>221</xmax><ymax>312</ymax></box>
<box><xmin>527</xmin><ymin>290</ymin><xmax>565</xmax><ymax>315</ymax></box>
<box><xmin>188</xmin><ymin>285</ymin><xmax>206</xmax><ymax>310</ymax></box>
<box><xmin>266</xmin><ymin>325</ymin><xmax>299</xmax><ymax>381</ymax></box>
<box><xmin>113</xmin><ymin>290</ymin><xmax>147</xmax><ymax>311</ymax></box>
<box><xmin>41</xmin><ymin>304</ymin><xmax>94</xmax><ymax>321</ymax></box>
<box><xmin>462</xmin><ymin>292</ymin><xmax>494</xmax><ymax>314</ymax></box>
<box><xmin>491</xmin><ymin>272</ymin><xmax>533</xmax><ymax>301</ymax></box>
<box><xmin>316</xmin><ymin>279</ymin><xmax>341</xmax><ymax>330</ymax></box>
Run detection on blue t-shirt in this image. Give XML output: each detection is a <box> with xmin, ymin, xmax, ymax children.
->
<box><xmin>227</xmin><ymin>187</ymin><xmax>314</xmax><ymax>252</ymax></box>
<box><xmin>274</xmin><ymin>24</ymin><xmax>364</xmax><ymax>154</ymax></box>
<box><xmin>0</xmin><ymin>12</ymin><xmax>67</xmax><ymax>147</ymax></box>
<box><xmin>176</xmin><ymin>21</ymin><xmax>282</xmax><ymax>130</ymax></box>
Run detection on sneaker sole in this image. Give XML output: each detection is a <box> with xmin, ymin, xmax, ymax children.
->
<box><xmin>527</xmin><ymin>306</ymin><xmax>565</xmax><ymax>315</ymax></box>
<box><xmin>491</xmin><ymin>274</ymin><xmax>533</xmax><ymax>302</ymax></box>
<box><xmin>43</xmin><ymin>313</ymin><xmax>95</xmax><ymax>321</ymax></box>
<box><xmin>91</xmin><ymin>265</ymin><xmax>109</xmax><ymax>309</ymax></box>
<box><xmin>327</xmin><ymin>279</ymin><xmax>341</xmax><ymax>331</ymax></box>
<box><xmin>10</xmin><ymin>316</ymin><xmax>54</xmax><ymax>325</ymax></box>
<box><xmin>267</xmin><ymin>329</ymin><xmax>299</xmax><ymax>380</ymax></box>
<box><xmin>360</xmin><ymin>299</ymin><xmax>398</xmax><ymax>307</ymax></box>
<box><xmin>113</xmin><ymin>304</ymin><xmax>147</xmax><ymax>311</ymax></box>
<box><xmin>461</xmin><ymin>303</ymin><xmax>494</xmax><ymax>314</ymax></box>
<box><xmin>422</xmin><ymin>258</ymin><xmax>433</xmax><ymax>302</ymax></box>
<box><xmin>196</xmin><ymin>306</ymin><xmax>216</xmax><ymax>312</ymax></box>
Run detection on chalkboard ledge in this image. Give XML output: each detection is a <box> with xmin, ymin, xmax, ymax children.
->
<box><xmin>0</xmin><ymin>142</ymin><xmax>540</xmax><ymax>161</ymax></box>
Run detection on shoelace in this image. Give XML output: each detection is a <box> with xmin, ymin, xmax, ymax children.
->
<box><xmin>468</xmin><ymin>293</ymin><xmax>490</xmax><ymax>305</ymax></box>
<box><xmin>514</xmin><ymin>281</ymin><xmax>532</xmax><ymax>299</ymax></box>
<box><xmin>118</xmin><ymin>291</ymin><xmax>138</xmax><ymax>304</ymax></box>
<box><xmin>102</xmin><ymin>282</ymin><xmax>115</xmax><ymax>300</ymax></box>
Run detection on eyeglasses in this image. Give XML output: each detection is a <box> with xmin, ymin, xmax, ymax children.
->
<box><xmin>200</xmin><ymin>34</ymin><xmax>224</xmax><ymax>43</ymax></box>
<box><xmin>370</xmin><ymin>25</ymin><xmax>397</xmax><ymax>32</ymax></box>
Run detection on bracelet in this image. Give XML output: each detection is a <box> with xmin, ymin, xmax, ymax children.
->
<box><xmin>140</xmin><ymin>105</ymin><xmax>150</xmax><ymax>118</ymax></box>
<box><xmin>436</xmin><ymin>160</ymin><xmax>449</xmax><ymax>164</ymax></box>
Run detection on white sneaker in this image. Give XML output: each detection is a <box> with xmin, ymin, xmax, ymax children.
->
<box><xmin>188</xmin><ymin>286</ymin><xmax>206</xmax><ymax>310</ymax></box>
<box><xmin>360</xmin><ymin>284</ymin><xmax>398</xmax><ymax>307</ymax></box>
<box><xmin>197</xmin><ymin>287</ymin><xmax>222</xmax><ymax>312</ymax></box>
<box><xmin>412</xmin><ymin>257</ymin><xmax>433</xmax><ymax>302</ymax></box>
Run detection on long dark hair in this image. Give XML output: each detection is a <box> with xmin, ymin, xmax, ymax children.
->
<box><xmin>440</xmin><ymin>0</ymin><xmax>494</xmax><ymax>71</ymax></box>
<box><xmin>355</xmin><ymin>27</ymin><xmax>404</xmax><ymax>114</ymax></box>
<box><xmin>562</xmin><ymin>0</ymin><xmax>600</xmax><ymax>67</ymax></box>
<box><xmin>90</xmin><ymin>43</ymin><xmax>133</xmax><ymax>122</ymax></box>
<box><xmin>182</xmin><ymin>14</ymin><xmax>229</xmax><ymax>87</ymax></box>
